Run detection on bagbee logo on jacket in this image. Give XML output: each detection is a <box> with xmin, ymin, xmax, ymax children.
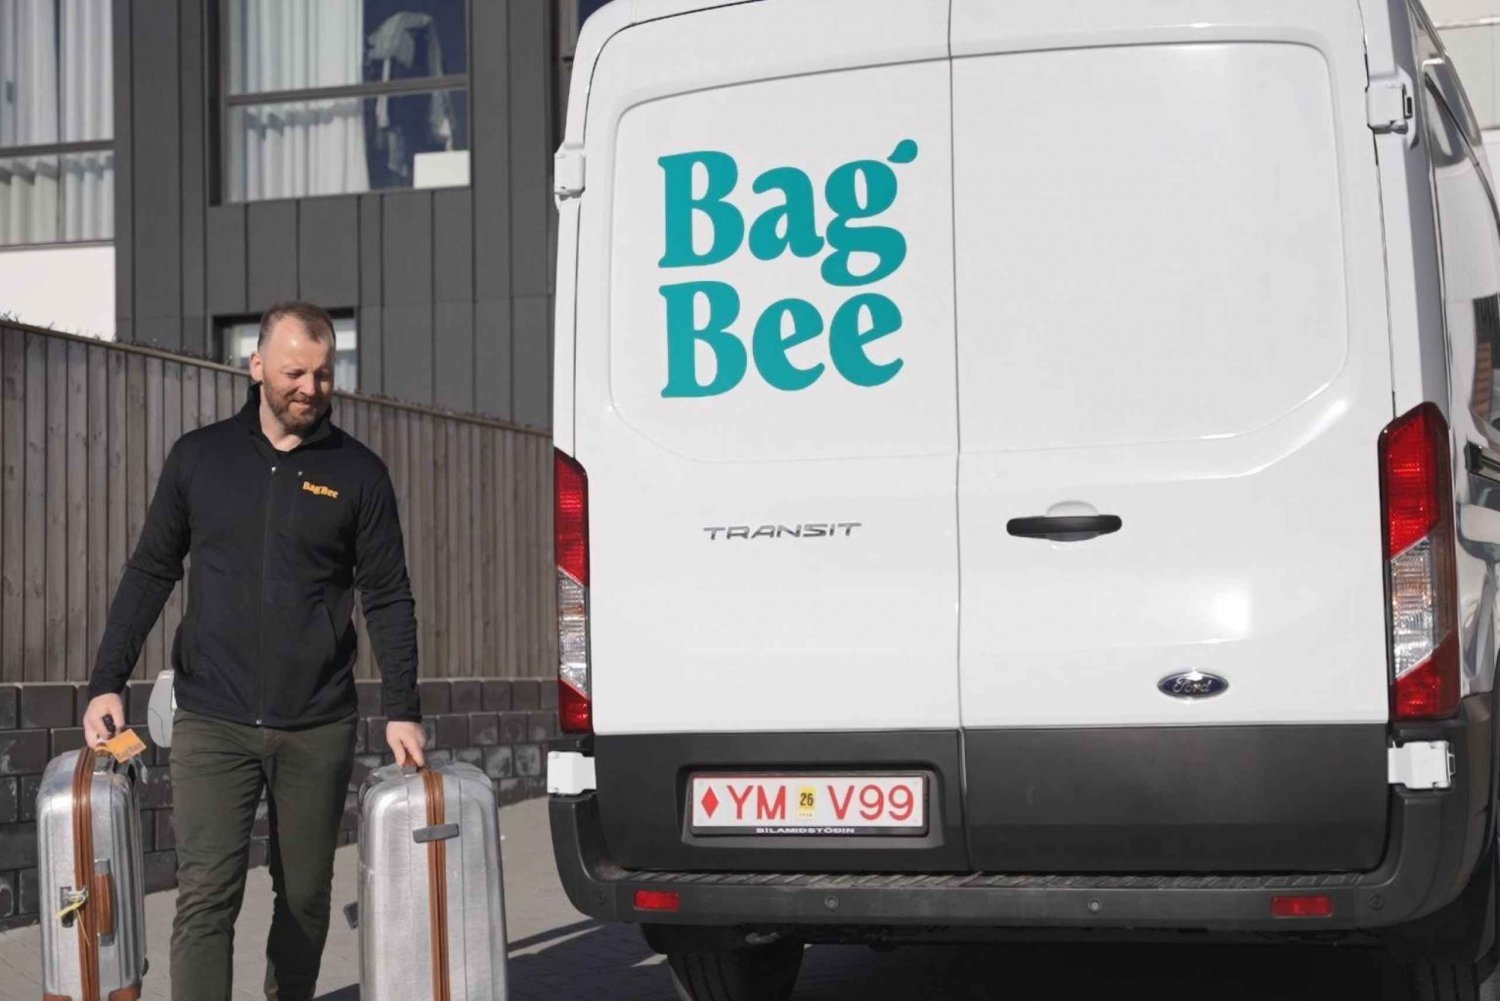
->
<box><xmin>302</xmin><ymin>480</ymin><xmax>340</xmax><ymax>500</ymax></box>
<box><xmin>657</xmin><ymin>139</ymin><xmax>918</xmax><ymax>398</ymax></box>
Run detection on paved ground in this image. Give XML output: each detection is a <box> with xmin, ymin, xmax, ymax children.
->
<box><xmin>4</xmin><ymin>797</ymin><xmax>1500</xmax><ymax>999</ymax></box>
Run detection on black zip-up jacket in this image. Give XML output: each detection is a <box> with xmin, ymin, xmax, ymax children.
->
<box><xmin>87</xmin><ymin>383</ymin><xmax>422</xmax><ymax>726</ymax></box>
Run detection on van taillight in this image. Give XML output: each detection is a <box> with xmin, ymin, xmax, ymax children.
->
<box><xmin>1379</xmin><ymin>403</ymin><xmax>1459</xmax><ymax>720</ymax></box>
<box><xmin>555</xmin><ymin>449</ymin><xmax>592</xmax><ymax>733</ymax></box>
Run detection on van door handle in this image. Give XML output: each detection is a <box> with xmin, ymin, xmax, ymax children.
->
<box><xmin>1006</xmin><ymin>515</ymin><xmax>1123</xmax><ymax>539</ymax></box>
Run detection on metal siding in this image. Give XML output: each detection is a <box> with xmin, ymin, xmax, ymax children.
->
<box><xmin>247</xmin><ymin>201</ymin><xmax>299</xmax><ymax>309</ymax></box>
<box><xmin>113</xmin><ymin>0</ymin><xmax>134</xmax><ymax>327</ymax></box>
<box><xmin>474</xmin><ymin>297</ymin><xmax>513</xmax><ymax>421</ymax></box>
<box><xmin>382</xmin><ymin>303</ymin><xmax>434</xmax><ymax>406</ymax></box>
<box><xmin>358</xmin><ymin>304</ymin><xmax>383</xmax><ymax>397</ymax></box>
<box><xmin>130</xmin><ymin>0</ymin><xmax>183</xmax><ymax>342</ymax></box>
<box><xmin>178</xmin><ymin>0</ymin><xmax>207</xmax><ymax>350</ymax></box>
<box><xmin>298</xmin><ymin>197</ymin><xmax>360</xmax><ymax>308</ymax></box>
<box><xmin>382</xmin><ymin>191</ymin><xmax>434</xmax><ymax>306</ymax></box>
<box><xmin>434</xmin><ymin>188</ymin><xmax>474</xmax><ymax>303</ymax></box>
<box><xmin>45</xmin><ymin>338</ymin><xmax>65</xmax><ymax>681</ymax></box>
<box><xmin>512</xmin><ymin>295</ymin><xmax>550</xmax><ymax>429</ymax></box>
<box><xmin>471</xmin><ymin>0</ymin><xmax>511</xmax><ymax>302</ymax></box>
<box><xmin>434</xmin><ymin>299</ymin><xmax>475</xmax><ymax>413</ymax></box>
<box><xmin>508</xmin><ymin>0</ymin><xmax>552</xmax><ymax>299</ymax></box>
<box><xmin>206</xmin><ymin>205</ymin><xmax>248</xmax><ymax>317</ymax></box>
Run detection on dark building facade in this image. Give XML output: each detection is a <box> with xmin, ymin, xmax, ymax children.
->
<box><xmin>110</xmin><ymin>0</ymin><xmax>567</xmax><ymax>428</ymax></box>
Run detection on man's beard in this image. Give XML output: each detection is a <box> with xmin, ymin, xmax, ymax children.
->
<box><xmin>266</xmin><ymin>384</ymin><xmax>327</xmax><ymax>434</ymax></box>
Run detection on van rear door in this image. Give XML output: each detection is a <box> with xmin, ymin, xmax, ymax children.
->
<box><xmin>950</xmin><ymin>1</ymin><xmax>1394</xmax><ymax>871</ymax></box>
<box><xmin>571</xmin><ymin>2</ymin><xmax>964</xmax><ymax>868</ymax></box>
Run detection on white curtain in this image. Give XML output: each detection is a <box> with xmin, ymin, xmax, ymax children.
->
<box><xmin>0</xmin><ymin>0</ymin><xmax>111</xmax><ymax>245</ymax></box>
<box><xmin>230</xmin><ymin>0</ymin><xmax>368</xmax><ymax>201</ymax></box>
<box><xmin>59</xmin><ymin>0</ymin><xmax>111</xmax><ymax>241</ymax></box>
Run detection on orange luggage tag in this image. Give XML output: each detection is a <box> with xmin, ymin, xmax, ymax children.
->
<box><xmin>100</xmin><ymin>728</ymin><xmax>147</xmax><ymax>764</ymax></box>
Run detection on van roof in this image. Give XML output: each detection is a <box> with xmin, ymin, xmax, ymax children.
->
<box><xmin>563</xmin><ymin>0</ymin><xmax>760</xmax><ymax>146</ymax></box>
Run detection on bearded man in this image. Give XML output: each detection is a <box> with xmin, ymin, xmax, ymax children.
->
<box><xmin>81</xmin><ymin>301</ymin><xmax>427</xmax><ymax>1001</ymax></box>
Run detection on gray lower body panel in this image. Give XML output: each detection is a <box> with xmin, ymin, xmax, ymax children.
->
<box><xmin>963</xmin><ymin>723</ymin><xmax>1389</xmax><ymax>872</ymax></box>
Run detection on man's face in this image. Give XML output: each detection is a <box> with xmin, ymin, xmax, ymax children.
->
<box><xmin>249</xmin><ymin>318</ymin><xmax>335</xmax><ymax>435</ymax></box>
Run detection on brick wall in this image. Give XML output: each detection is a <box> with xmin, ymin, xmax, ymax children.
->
<box><xmin>0</xmin><ymin>677</ymin><xmax>557</xmax><ymax>931</ymax></box>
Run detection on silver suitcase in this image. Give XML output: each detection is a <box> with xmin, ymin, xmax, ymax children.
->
<box><xmin>36</xmin><ymin>746</ymin><xmax>148</xmax><ymax>1001</ymax></box>
<box><xmin>357</xmin><ymin>762</ymin><xmax>508</xmax><ymax>1001</ymax></box>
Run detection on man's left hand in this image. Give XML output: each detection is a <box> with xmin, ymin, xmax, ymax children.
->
<box><xmin>387</xmin><ymin>721</ymin><xmax>427</xmax><ymax>768</ymax></box>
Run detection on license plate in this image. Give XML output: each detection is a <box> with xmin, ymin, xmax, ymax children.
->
<box><xmin>689</xmin><ymin>774</ymin><xmax>927</xmax><ymax>836</ymax></box>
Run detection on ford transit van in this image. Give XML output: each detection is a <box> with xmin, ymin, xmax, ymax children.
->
<box><xmin>547</xmin><ymin>2</ymin><xmax>1500</xmax><ymax>997</ymax></box>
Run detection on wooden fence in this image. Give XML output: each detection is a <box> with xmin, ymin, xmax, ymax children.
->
<box><xmin>0</xmin><ymin>321</ymin><xmax>555</xmax><ymax>685</ymax></box>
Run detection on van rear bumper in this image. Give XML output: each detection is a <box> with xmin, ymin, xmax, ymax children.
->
<box><xmin>549</xmin><ymin>698</ymin><xmax>1495</xmax><ymax>934</ymax></box>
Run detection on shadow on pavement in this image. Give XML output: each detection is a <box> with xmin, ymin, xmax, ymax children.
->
<box><xmin>316</xmin><ymin>928</ymin><xmax>1490</xmax><ymax>1000</ymax></box>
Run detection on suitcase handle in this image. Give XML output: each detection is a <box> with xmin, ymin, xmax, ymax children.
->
<box><xmin>413</xmin><ymin>822</ymin><xmax>459</xmax><ymax>844</ymax></box>
<box><xmin>93</xmin><ymin>862</ymin><xmax>115</xmax><ymax>940</ymax></box>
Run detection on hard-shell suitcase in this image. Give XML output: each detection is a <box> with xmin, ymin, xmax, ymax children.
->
<box><xmin>357</xmin><ymin>761</ymin><xmax>508</xmax><ymax>1001</ymax></box>
<box><xmin>36</xmin><ymin>743</ymin><xmax>147</xmax><ymax>1001</ymax></box>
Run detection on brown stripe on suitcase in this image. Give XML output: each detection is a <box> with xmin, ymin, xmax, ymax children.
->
<box><xmin>70</xmin><ymin>748</ymin><xmax>103</xmax><ymax>1001</ymax></box>
<box><xmin>422</xmin><ymin>767</ymin><xmax>452</xmax><ymax>1001</ymax></box>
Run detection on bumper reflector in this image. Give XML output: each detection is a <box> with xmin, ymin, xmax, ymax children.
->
<box><xmin>1271</xmin><ymin>895</ymin><xmax>1333</xmax><ymax>919</ymax></box>
<box><xmin>634</xmin><ymin>890</ymin><xmax>681</xmax><ymax>913</ymax></box>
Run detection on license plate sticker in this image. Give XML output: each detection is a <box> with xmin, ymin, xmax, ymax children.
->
<box><xmin>689</xmin><ymin>774</ymin><xmax>927</xmax><ymax>836</ymax></box>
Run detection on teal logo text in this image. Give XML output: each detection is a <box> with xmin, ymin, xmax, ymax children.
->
<box><xmin>657</xmin><ymin>139</ymin><xmax>918</xmax><ymax>398</ymax></box>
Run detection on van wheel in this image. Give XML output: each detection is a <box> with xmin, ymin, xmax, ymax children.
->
<box><xmin>1403</xmin><ymin>962</ymin><xmax>1480</xmax><ymax>1001</ymax></box>
<box><xmin>666</xmin><ymin>939</ymin><xmax>804</xmax><ymax>1001</ymax></box>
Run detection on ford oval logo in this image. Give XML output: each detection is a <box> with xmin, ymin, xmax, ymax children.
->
<box><xmin>1158</xmin><ymin>671</ymin><xmax>1229</xmax><ymax>699</ymax></box>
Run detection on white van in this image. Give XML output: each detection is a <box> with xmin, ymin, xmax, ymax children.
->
<box><xmin>547</xmin><ymin>2</ymin><xmax>1500</xmax><ymax>997</ymax></box>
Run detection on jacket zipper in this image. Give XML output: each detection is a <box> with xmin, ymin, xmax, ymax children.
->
<box><xmin>256</xmin><ymin>461</ymin><xmax>278</xmax><ymax>725</ymax></box>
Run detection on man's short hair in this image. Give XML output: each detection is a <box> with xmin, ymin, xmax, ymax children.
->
<box><xmin>258</xmin><ymin>301</ymin><xmax>336</xmax><ymax>350</ymax></box>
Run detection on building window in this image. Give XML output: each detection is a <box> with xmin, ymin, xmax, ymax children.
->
<box><xmin>0</xmin><ymin>0</ymin><xmax>113</xmax><ymax>247</ymax></box>
<box><xmin>222</xmin><ymin>0</ymin><xmax>469</xmax><ymax>203</ymax></box>
<box><xmin>221</xmin><ymin>315</ymin><xmax>359</xmax><ymax>391</ymax></box>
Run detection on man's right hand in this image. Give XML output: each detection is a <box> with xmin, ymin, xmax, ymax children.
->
<box><xmin>82</xmin><ymin>694</ymin><xmax>125</xmax><ymax>748</ymax></box>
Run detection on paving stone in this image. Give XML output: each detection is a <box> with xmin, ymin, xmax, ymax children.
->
<box><xmin>512</xmin><ymin>680</ymin><xmax>541</xmax><ymax>710</ymax></box>
<box><xmin>514</xmin><ymin>745</ymin><xmax>543</xmax><ymax>778</ymax></box>
<box><xmin>138</xmin><ymin>767</ymin><xmax>173</xmax><ymax>809</ymax></box>
<box><xmin>0</xmin><ymin>685</ymin><xmax>17</xmax><ymax>730</ymax></box>
<box><xmin>417</xmin><ymin>680</ymin><xmax>451</xmax><ymax>715</ymax></box>
<box><xmin>155</xmin><ymin>811</ymin><xmax>176</xmax><ymax>851</ymax></box>
<box><xmin>17</xmin><ymin>866</ymin><xmax>36</xmax><ymax>915</ymax></box>
<box><xmin>480</xmin><ymin>680</ymin><xmax>511</xmax><ymax>712</ymax></box>
<box><xmin>0</xmin><ymin>732</ymin><xmax>48</xmax><ymax>776</ymax></box>
<box><xmin>17</xmin><ymin>777</ymin><xmax>39</xmax><ymax>822</ymax></box>
<box><xmin>483</xmin><ymin>745</ymin><xmax>513</xmax><ymax>779</ymax></box>
<box><xmin>353</xmin><ymin>719</ymin><xmax>367</xmax><ymax>753</ymax></box>
<box><xmin>125</xmin><ymin>681</ymin><xmax>153</xmax><ymax>727</ymax></box>
<box><xmin>0</xmin><ymin>779</ymin><xmax>15</xmax><ymax>825</ymax></box>
<box><xmin>454</xmin><ymin>747</ymin><xmax>483</xmax><ymax>768</ymax></box>
<box><xmin>496</xmin><ymin>778</ymin><xmax>526</xmax><ymax>806</ymax></box>
<box><xmin>18</xmin><ymin>684</ymin><xmax>76</xmax><ymax>729</ymax></box>
<box><xmin>499</xmin><ymin>713</ymin><xmax>527</xmax><ymax>745</ymax></box>
<box><xmin>366</xmin><ymin>718</ymin><xmax>389</xmax><ymax>754</ymax></box>
<box><xmin>0</xmin><ymin>871</ymin><xmax>13</xmax><ymax>918</ymax></box>
<box><xmin>540</xmin><ymin>679</ymin><xmax>559</xmax><ymax>710</ymax></box>
<box><xmin>0</xmin><ymin>824</ymin><xmax>37</xmax><ymax>869</ymax></box>
<box><xmin>451</xmin><ymin>680</ymin><xmax>482</xmax><ymax>713</ymax></box>
<box><xmin>469</xmin><ymin>711</ymin><xmax>499</xmax><ymax>746</ymax></box>
<box><xmin>426</xmin><ymin>749</ymin><xmax>453</xmax><ymax>766</ymax></box>
<box><xmin>143</xmin><ymin>850</ymin><xmax>177</xmax><ymax>893</ymax></box>
<box><xmin>248</xmin><ymin>840</ymin><xmax>268</xmax><ymax>869</ymax></box>
<box><xmin>433</xmin><ymin>714</ymin><xmax>468</xmax><ymax>750</ymax></box>
<box><xmin>527</xmin><ymin>712</ymin><xmax>556</xmax><ymax>743</ymax></box>
<box><xmin>49</xmin><ymin>728</ymin><xmax>85</xmax><ymax>757</ymax></box>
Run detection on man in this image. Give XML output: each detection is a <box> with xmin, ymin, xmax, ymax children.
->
<box><xmin>81</xmin><ymin>302</ymin><xmax>427</xmax><ymax>1001</ymax></box>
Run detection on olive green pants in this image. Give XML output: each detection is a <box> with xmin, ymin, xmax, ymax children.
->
<box><xmin>168</xmin><ymin>708</ymin><xmax>357</xmax><ymax>1001</ymax></box>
